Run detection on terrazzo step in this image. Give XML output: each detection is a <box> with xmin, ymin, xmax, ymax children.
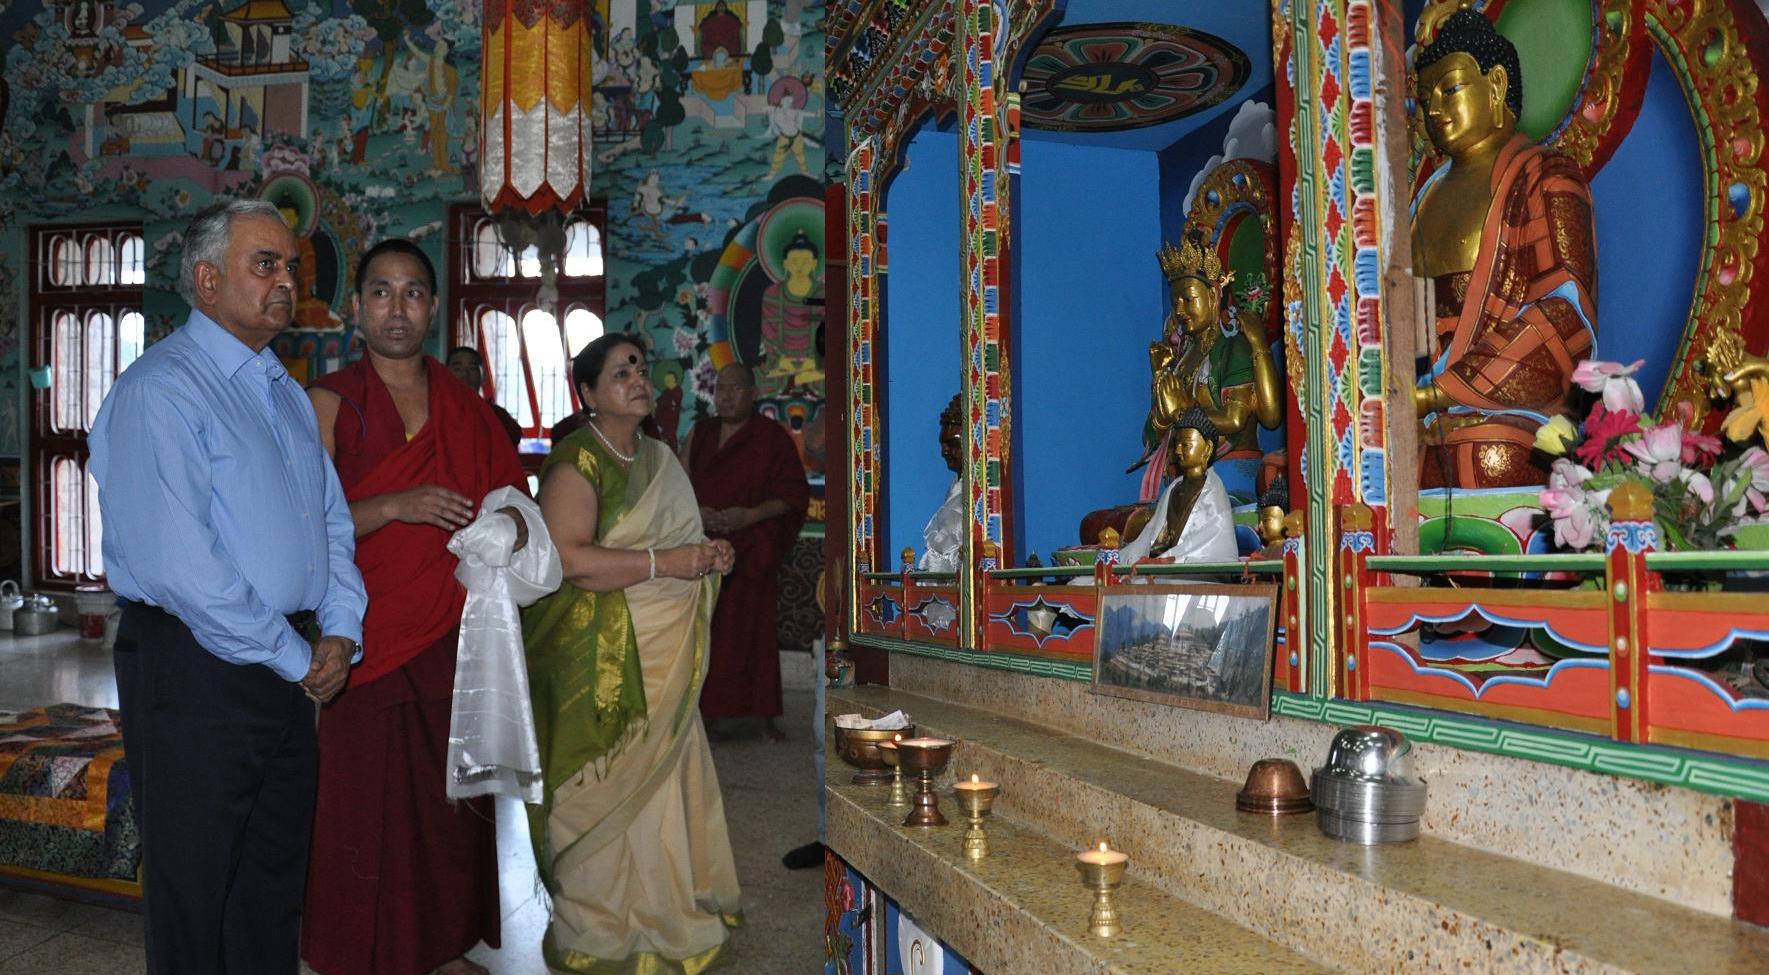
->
<box><xmin>829</xmin><ymin>685</ymin><xmax>1769</xmax><ymax>975</ymax></box>
<box><xmin>826</xmin><ymin>757</ymin><xmax>1338</xmax><ymax>974</ymax></box>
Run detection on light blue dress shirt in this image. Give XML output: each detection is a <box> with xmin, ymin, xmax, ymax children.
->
<box><xmin>90</xmin><ymin>310</ymin><xmax>367</xmax><ymax>682</ymax></box>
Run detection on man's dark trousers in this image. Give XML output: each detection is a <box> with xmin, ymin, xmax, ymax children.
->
<box><xmin>114</xmin><ymin>603</ymin><xmax>317</xmax><ymax>975</ymax></box>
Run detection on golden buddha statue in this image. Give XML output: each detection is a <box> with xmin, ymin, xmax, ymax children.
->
<box><xmin>1131</xmin><ymin>230</ymin><xmax>1282</xmax><ymax>552</ymax></box>
<box><xmin>1410</xmin><ymin>6</ymin><xmax>1597</xmax><ymax>488</ymax></box>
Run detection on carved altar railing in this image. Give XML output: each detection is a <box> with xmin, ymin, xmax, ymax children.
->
<box><xmin>1338</xmin><ymin>487</ymin><xmax>1769</xmax><ymax>761</ymax></box>
<box><xmin>855</xmin><ymin>555</ymin><xmax>1299</xmax><ymax>685</ymax></box>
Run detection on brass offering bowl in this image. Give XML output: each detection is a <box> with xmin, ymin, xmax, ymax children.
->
<box><xmin>834</xmin><ymin>723</ymin><xmax>916</xmax><ymax>785</ymax></box>
<box><xmin>895</xmin><ymin>737</ymin><xmax>955</xmax><ymax>827</ymax></box>
<box><xmin>1235</xmin><ymin>758</ymin><xmax>1314</xmax><ymax>815</ymax></box>
<box><xmin>878</xmin><ymin>739</ymin><xmax>912</xmax><ymax>810</ymax></box>
<box><xmin>953</xmin><ymin>778</ymin><xmax>1000</xmax><ymax>859</ymax></box>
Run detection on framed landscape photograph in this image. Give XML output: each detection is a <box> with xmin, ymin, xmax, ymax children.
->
<box><xmin>1092</xmin><ymin>582</ymin><xmax>1278</xmax><ymax>719</ymax></box>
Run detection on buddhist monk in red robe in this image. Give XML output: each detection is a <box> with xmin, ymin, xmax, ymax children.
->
<box><xmin>683</xmin><ymin>362</ymin><xmax>809</xmax><ymax>740</ymax></box>
<box><xmin>302</xmin><ymin>240</ymin><xmax>528</xmax><ymax>975</ymax></box>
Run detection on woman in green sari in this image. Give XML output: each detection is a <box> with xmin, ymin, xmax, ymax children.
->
<box><xmin>524</xmin><ymin>333</ymin><xmax>740</xmax><ymax>973</ymax></box>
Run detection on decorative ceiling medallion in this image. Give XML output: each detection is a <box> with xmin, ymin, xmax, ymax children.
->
<box><xmin>1019</xmin><ymin>22</ymin><xmax>1250</xmax><ymax>132</ymax></box>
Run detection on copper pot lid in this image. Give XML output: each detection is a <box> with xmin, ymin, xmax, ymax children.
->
<box><xmin>1235</xmin><ymin>758</ymin><xmax>1313</xmax><ymax>815</ymax></box>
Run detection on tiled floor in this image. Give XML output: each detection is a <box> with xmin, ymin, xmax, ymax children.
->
<box><xmin>0</xmin><ymin>630</ymin><xmax>824</xmax><ymax>973</ymax></box>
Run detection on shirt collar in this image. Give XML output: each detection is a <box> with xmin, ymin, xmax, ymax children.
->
<box><xmin>185</xmin><ymin>309</ymin><xmax>286</xmax><ymax>381</ymax></box>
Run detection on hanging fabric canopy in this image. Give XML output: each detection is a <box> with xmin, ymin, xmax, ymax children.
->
<box><xmin>481</xmin><ymin>0</ymin><xmax>593</xmax><ymax>215</ymax></box>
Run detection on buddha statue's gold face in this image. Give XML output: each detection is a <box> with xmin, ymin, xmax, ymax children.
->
<box><xmin>1257</xmin><ymin>505</ymin><xmax>1286</xmax><ymax>544</ymax></box>
<box><xmin>1416</xmin><ymin>51</ymin><xmax>1512</xmax><ymax>157</ymax></box>
<box><xmin>1168</xmin><ymin>275</ymin><xmax>1220</xmax><ymax>340</ymax></box>
<box><xmin>1171</xmin><ymin>426</ymin><xmax>1213</xmax><ymax>475</ymax></box>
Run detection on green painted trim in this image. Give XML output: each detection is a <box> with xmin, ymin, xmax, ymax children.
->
<box><xmin>1291</xmin><ymin>4</ymin><xmax>1333</xmax><ymax>698</ymax></box>
<box><xmin>1645</xmin><ymin>550</ymin><xmax>1769</xmax><ymax>571</ymax></box>
<box><xmin>989</xmin><ymin>566</ymin><xmax>1092</xmax><ymax>580</ymax></box>
<box><xmin>1108</xmin><ymin>560</ymin><xmax>1282</xmax><ymax>577</ymax></box>
<box><xmin>1272</xmin><ymin>693</ymin><xmax>1769</xmax><ymax>804</ymax></box>
<box><xmin>799</xmin><ymin>524</ymin><xmax>826</xmax><ymax>540</ymax></box>
<box><xmin>1366</xmin><ymin>554</ymin><xmax>1607</xmax><ymax>572</ymax></box>
<box><xmin>853</xmin><ymin>633</ymin><xmax>1095</xmax><ymax>681</ymax></box>
<box><xmin>858</xmin><ymin>636</ymin><xmax>1769</xmax><ymax>802</ymax></box>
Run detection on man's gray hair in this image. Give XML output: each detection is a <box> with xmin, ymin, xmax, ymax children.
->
<box><xmin>177</xmin><ymin>198</ymin><xmax>285</xmax><ymax>306</ymax></box>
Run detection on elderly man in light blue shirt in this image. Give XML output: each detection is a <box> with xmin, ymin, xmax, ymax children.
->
<box><xmin>89</xmin><ymin>198</ymin><xmax>366</xmax><ymax>975</ymax></box>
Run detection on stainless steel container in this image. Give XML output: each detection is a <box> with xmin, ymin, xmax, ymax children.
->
<box><xmin>1312</xmin><ymin>726</ymin><xmax>1427</xmax><ymax>844</ymax></box>
<box><xmin>13</xmin><ymin>596</ymin><xmax>58</xmax><ymax>636</ymax></box>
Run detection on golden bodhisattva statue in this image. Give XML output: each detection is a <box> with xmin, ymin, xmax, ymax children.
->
<box><xmin>1130</xmin><ymin>230</ymin><xmax>1282</xmax><ymax>554</ymax></box>
<box><xmin>1410</xmin><ymin>7</ymin><xmax>1598</xmax><ymax>488</ymax></box>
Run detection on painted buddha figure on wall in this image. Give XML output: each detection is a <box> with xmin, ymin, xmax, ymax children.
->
<box><xmin>1410</xmin><ymin>8</ymin><xmax>1598</xmax><ymax>488</ymax></box>
<box><xmin>1123</xmin><ymin>229</ymin><xmax>1282</xmax><ymax>560</ymax></box>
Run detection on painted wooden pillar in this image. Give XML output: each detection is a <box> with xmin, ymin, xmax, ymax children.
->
<box><xmin>1605</xmin><ymin>481</ymin><xmax>1657</xmax><ymax>743</ymax></box>
<box><xmin>844</xmin><ymin>137</ymin><xmax>882</xmax><ymax>632</ymax></box>
<box><xmin>1278</xmin><ymin>511</ymin><xmax>1307</xmax><ymax>694</ymax></box>
<box><xmin>1339</xmin><ymin>502</ymin><xmax>1376</xmax><ymax>700</ymax></box>
<box><xmin>957</xmin><ymin>0</ymin><xmax>1013</xmax><ymax>649</ymax></box>
<box><xmin>1286</xmin><ymin>0</ymin><xmax>1405</xmax><ymax>696</ymax></box>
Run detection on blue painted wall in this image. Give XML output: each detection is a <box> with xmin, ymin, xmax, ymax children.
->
<box><xmin>884</xmin><ymin>126</ymin><xmax>964</xmax><ymax>564</ymax></box>
<box><xmin>1588</xmin><ymin>48</ymin><xmax>1704</xmax><ymax>408</ymax></box>
<box><xmin>1016</xmin><ymin>139</ymin><xmax>1164</xmax><ymax>560</ymax></box>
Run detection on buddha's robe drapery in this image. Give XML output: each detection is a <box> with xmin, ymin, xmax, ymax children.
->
<box><xmin>1421</xmin><ymin>134</ymin><xmax>1598</xmax><ymax>489</ymax></box>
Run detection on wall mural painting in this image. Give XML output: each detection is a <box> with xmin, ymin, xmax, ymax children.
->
<box><xmin>0</xmin><ymin>0</ymin><xmax>484</xmax><ymax>380</ymax></box>
<box><xmin>590</xmin><ymin>0</ymin><xmax>826</xmax><ymax>480</ymax></box>
<box><xmin>0</xmin><ymin>0</ymin><xmax>828</xmax><ymax>474</ymax></box>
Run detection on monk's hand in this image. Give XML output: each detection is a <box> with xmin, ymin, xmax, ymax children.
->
<box><xmin>707</xmin><ymin>539</ymin><xmax>736</xmax><ymax>574</ymax></box>
<box><xmin>699</xmin><ymin>506</ymin><xmax>724</xmax><ymax>533</ymax></box>
<box><xmin>715</xmin><ymin>506</ymin><xmax>752</xmax><ymax>531</ymax></box>
<box><xmin>383</xmin><ymin>485</ymin><xmax>475</xmax><ymax>531</ymax></box>
<box><xmin>301</xmin><ymin>636</ymin><xmax>353</xmax><ymax>705</ymax></box>
<box><xmin>497</xmin><ymin>506</ymin><xmax>529</xmax><ymax>551</ymax></box>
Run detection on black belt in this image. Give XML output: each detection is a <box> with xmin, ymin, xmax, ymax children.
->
<box><xmin>284</xmin><ymin>608</ymin><xmax>320</xmax><ymax>640</ymax></box>
<box><xmin>119</xmin><ymin>601</ymin><xmax>317</xmax><ymax>636</ymax></box>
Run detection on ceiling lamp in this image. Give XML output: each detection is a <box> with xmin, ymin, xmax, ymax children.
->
<box><xmin>481</xmin><ymin>0</ymin><xmax>592</xmax><ymax>309</ymax></box>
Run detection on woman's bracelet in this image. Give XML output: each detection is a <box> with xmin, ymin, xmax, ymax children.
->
<box><xmin>647</xmin><ymin>547</ymin><xmax>657</xmax><ymax>581</ymax></box>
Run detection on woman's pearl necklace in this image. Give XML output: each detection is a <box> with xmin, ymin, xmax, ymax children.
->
<box><xmin>587</xmin><ymin>420</ymin><xmax>636</xmax><ymax>464</ymax></box>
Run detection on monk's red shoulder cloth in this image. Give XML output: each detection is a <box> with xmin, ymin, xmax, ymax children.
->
<box><xmin>312</xmin><ymin>357</ymin><xmax>527</xmax><ymax>689</ymax></box>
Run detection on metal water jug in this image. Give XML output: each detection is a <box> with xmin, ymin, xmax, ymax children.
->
<box><xmin>0</xmin><ymin>581</ymin><xmax>22</xmax><ymax>631</ymax></box>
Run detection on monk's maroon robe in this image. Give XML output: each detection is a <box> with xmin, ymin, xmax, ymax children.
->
<box><xmin>686</xmin><ymin>414</ymin><xmax>809</xmax><ymax>720</ymax></box>
<box><xmin>302</xmin><ymin>357</ymin><xmax>525</xmax><ymax>975</ymax></box>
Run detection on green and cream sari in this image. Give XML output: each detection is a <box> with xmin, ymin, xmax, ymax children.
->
<box><xmin>524</xmin><ymin>430</ymin><xmax>742</xmax><ymax>974</ymax></box>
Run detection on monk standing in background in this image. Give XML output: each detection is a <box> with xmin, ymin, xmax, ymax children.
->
<box><xmin>683</xmin><ymin>362</ymin><xmax>809</xmax><ymax>740</ymax></box>
<box><xmin>302</xmin><ymin>239</ymin><xmax>528</xmax><ymax>975</ymax></box>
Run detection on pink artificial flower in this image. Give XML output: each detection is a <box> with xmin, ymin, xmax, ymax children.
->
<box><xmin>1672</xmin><ymin>401</ymin><xmax>1724</xmax><ymax>467</ymax></box>
<box><xmin>1548</xmin><ymin>458</ymin><xmax>1594</xmax><ymax>491</ymax></box>
<box><xmin>1575</xmin><ymin>404</ymin><xmax>1642</xmax><ymax>469</ymax></box>
<box><xmin>1572</xmin><ymin>359</ymin><xmax>1646</xmax><ymax>414</ymax></box>
<box><xmin>1678</xmin><ymin>469</ymin><xmax>1715</xmax><ymax>507</ymax></box>
<box><xmin>1540</xmin><ymin>483</ymin><xmax>1610</xmax><ymax>551</ymax></box>
<box><xmin>1739</xmin><ymin>446</ymin><xmax>1769</xmax><ymax>490</ymax></box>
<box><xmin>1624</xmin><ymin>422</ymin><xmax>1684</xmax><ymax>483</ymax></box>
<box><xmin>1738</xmin><ymin>446</ymin><xmax>1769</xmax><ymax>515</ymax></box>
